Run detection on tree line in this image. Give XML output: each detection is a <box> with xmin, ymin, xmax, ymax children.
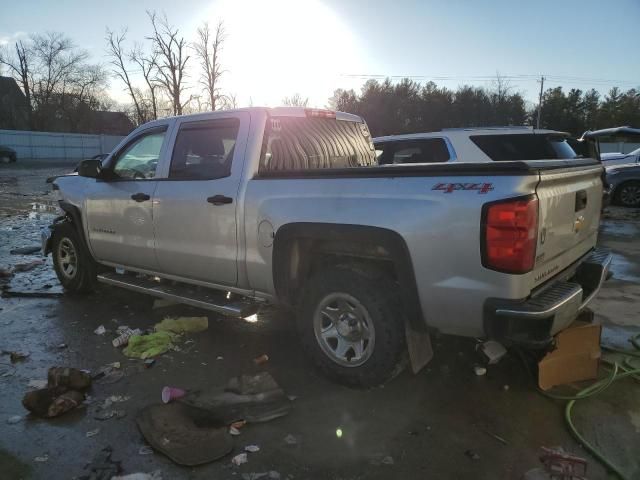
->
<box><xmin>329</xmin><ymin>78</ymin><xmax>640</xmax><ymax>137</ymax></box>
<box><xmin>0</xmin><ymin>11</ymin><xmax>235</xmax><ymax>133</ymax></box>
<box><xmin>0</xmin><ymin>32</ymin><xmax>110</xmax><ymax>132</ymax></box>
<box><xmin>2</xmin><ymin>17</ymin><xmax>638</xmax><ymax>136</ymax></box>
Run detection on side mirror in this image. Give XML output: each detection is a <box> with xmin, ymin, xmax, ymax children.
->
<box><xmin>78</xmin><ymin>159</ymin><xmax>102</xmax><ymax>178</ymax></box>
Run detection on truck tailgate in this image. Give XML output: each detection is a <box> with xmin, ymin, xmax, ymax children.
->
<box><xmin>532</xmin><ymin>164</ymin><xmax>603</xmax><ymax>287</ymax></box>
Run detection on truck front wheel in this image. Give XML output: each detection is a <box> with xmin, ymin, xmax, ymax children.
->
<box><xmin>52</xmin><ymin>223</ymin><xmax>96</xmax><ymax>293</ymax></box>
<box><xmin>298</xmin><ymin>266</ymin><xmax>405</xmax><ymax>388</ymax></box>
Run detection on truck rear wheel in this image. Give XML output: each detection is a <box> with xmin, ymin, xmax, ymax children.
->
<box><xmin>52</xmin><ymin>223</ymin><xmax>96</xmax><ymax>293</ymax></box>
<box><xmin>298</xmin><ymin>266</ymin><xmax>405</xmax><ymax>388</ymax></box>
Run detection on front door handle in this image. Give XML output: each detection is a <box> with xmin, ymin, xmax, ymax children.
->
<box><xmin>131</xmin><ymin>193</ymin><xmax>151</xmax><ymax>202</ymax></box>
<box><xmin>207</xmin><ymin>195</ymin><xmax>233</xmax><ymax>205</ymax></box>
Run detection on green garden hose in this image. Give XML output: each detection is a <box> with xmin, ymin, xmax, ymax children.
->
<box><xmin>518</xmin><ymin>332</ymin><xmax>640</xmax><ymax>480</ymax></box>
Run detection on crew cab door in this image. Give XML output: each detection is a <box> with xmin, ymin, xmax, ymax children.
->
<box><xmin>85</xmin><ymin>125</ymin><xmax>170</xmax><ymax>270</ymax></box>
<box><xmin>152</xmin><ymin>112</ymin><xmax>249</xmax><ymax>285</ymax></box>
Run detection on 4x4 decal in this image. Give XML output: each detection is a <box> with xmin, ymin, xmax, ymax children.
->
<box><xmin>432</xmin><ymin>182</ymin><xmax>494</xmax><ymax>194</ymax></box>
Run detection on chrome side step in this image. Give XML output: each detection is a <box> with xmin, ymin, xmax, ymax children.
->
<box><xmin>97</xmin><ymin>272</ymin><xmax>258</xmax><ymax>317</ymax></box>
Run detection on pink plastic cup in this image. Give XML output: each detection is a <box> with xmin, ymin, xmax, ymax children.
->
<box><xmin>161</xmin><ymin>386</ymin><xmax>186</xmax><ymax>404</ymax></box>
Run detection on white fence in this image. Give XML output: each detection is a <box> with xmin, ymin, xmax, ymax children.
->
<box><xmin>0</xmin><ymin>129</ymin><xmax>125</xmax><ymax>161</ymax></box>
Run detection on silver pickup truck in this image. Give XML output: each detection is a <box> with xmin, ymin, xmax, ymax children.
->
<box><xmin>44</xmin><ymin>107</ymin><xmax>611</xmax><ymax>387</ymax></box>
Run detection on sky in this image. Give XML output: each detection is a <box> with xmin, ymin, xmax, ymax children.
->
<box><xmin>1</xmin><ymin>0</ymin><xmax>639</xmax><ymax>109</ymax></box>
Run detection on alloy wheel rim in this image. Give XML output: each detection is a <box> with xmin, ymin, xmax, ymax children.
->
<box><xmin>313</xmin><ymin>292</ymin><xmax>375</xmax><ymax>367</ymax></box>
<box><xmin>57</xmin><ymin>237</ymin><xmax>78</xmax><ymax>279</ymax></box>
<box><xmin>620</xmin><ymin>185</ymin><xmax>640</xmax><ymax>206</ymax></box>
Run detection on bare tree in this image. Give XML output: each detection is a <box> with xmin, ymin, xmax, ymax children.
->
<box><xmin>30</xmin><ymin>33</ymin><xmax>88</xmax><ymax>109</ymax></box>
<box><xmin>106</xmin><ymin>28</ymin><xmax>144</xmax><ymax>124</ymax></box>
<box><xmin>147</xmin><ymin>11</ymin><xmax>191</xmax><ymax>115</ymax></box>
<box><xmin>192</xmin><ymin>21</ymin><xmax>226</xmax><ymax>111</ymax></box>
<box><xmin>131</xmin><ymin>44</ymin><xmax>159</xmax><ymax>120</ymax></box>
<box><xmin>282</xmin><ymin>93</ymin><xmax>309</xmax><ymax>107</ymax></box>
<box><xmin>219</xmin><ymin>92</ymin><xmax>238</xmax><ymax>110</ymax></box>
<box><xmin>0</xmin><ymin>41</ymin><xmax>34</xmax><ymax>127</ymax></box>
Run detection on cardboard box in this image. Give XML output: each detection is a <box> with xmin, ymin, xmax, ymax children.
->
<box><xmin>538</xmin><ymin>321</ymin><xmax>601</xmax><ymax>391</ymax></box>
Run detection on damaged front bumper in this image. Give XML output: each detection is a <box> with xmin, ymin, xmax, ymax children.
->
<box><xmin>484</xmin><ymin>248</ymin><xmax>612</xmax><ymax>348</ymax></box>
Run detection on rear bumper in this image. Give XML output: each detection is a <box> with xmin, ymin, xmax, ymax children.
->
<box><xmin>484</xmin><ymin>248</ymin><xmax>611</xmax><ymax>348</ymax></box>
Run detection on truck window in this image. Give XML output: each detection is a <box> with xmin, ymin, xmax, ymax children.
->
<box><xmin>259</xmin><ymin>117</ymin><xmax>375</xmax><ymax>173</ymax></box>
<box><xmin>169</xmin><ymin>118</ymin><xmax>240</xmax><ymax>180</ymax></box>
<box><xmin>112</xmin><ymin>129</ymin><xmax>166</xmax><ymax>180</ymax></box>
<box><xmin>470</xmin><ymin>134</ymin><xmax>580</xmax><ymax>161</ymax></box>
<box><xmin>376</xmin><ymin>139</ymin><xmax>451</xmax><ymax>164</ymax></box>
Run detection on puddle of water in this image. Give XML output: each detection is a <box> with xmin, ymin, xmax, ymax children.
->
<box><xmin>609</xmin><ymin>252</ymin><xmax>640</xmax><ymax>283</ymax></box>
<box><xmin>601</xmin><ymin>325</ymin><xmax>640</xmax><ymax>350</ymax></box>
<box><xmin>600</xmin><ymin>220</ymin><xmax>640</xmax><ymax>239</ymax></box>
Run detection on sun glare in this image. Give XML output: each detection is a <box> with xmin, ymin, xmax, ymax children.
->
<box><xmin>197</xmin><ymin>0</ymin><xmax>368</xmax><ymax>107</ymax></box>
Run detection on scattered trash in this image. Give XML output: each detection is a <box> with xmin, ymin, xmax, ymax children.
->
<box><xmin>473</xmin><ymin>366</ymin><xmax>487</xmax><ymax>376</ymax></box>
<box><xmin>48</xmin><ymin>367</ymin><xmax>91</xmax><ymax>390</ymax></box>
<box><xmin>112</xmin><ymin>328</ymin><xmax>142</xmax><ymax>348</ymax></box>
<box><xmin>539</xmin><ymin>447</ymin><xmax>587</xmax><ymax>478</ymax></box>
<box><xmin>144</xmin><ymin>359</ymin><xmax>156</xmax><ymax>369</ymax></box>
<box><xmin>10</xmin><ymin>245</ymin><xmax>41</xmax><ymax>255</ymax></box>
<box><xmin>253</xmin><ymin>354</ymin><xmax>269</xmax><ymax>365</ymax></box>
<box><xmin>2</xmin><ymin>350</ymin><xmax>30</xmax><ymax>363</ymax></box>
<box><xmin>245</xmin><ymin>445</ymin><xmax>260</xmax><ymax>453</ymax></box>
<box><xmin>23</xmin><ymin>367</ymin><xmax>92</xmax><ymax>418</ymax></box>
<box><xmin>503</xmin><ymin>385</ymin><xmax>510</xmax><ymax>391</ymax></box>
<box><xmin>123</xmin><ymin>331</ymin><xmax>174</xmax><ymax>359</ymax></box>
<box><xmin>57</xmin><ymin>343</ymin><xmax>68</xmax><ymax>349</ymax></box>
<box><xmin>538</xmin><ymin>322</ymin><xmax>601</xmax><ymax>390</ymax></box>
<box><xmin>483</xmin><ymin>430</ymin><xmax>508</xmax><ymax>445</ymax></box>
<box><xmin>216</xmin><ymin>356</ymin><xmax>224</xmax><ymax>361</ymax></box>
<box><xmin>464</xmin><ymin>450</ymin><xmax>480</xmax><ymax>461</ymax></box>
<box><xmin>232</xmin><ymin>453</ymin><xmax>248</xmax><ymax>466</ymax></box>
<box><xmin>136</xmin><ymin>403</ymin><xmax>233</xmax><ymax>466</ymax></box>
<box><xmin>94</xmin><ymin>409</ymin><xmax>126</xmax><ymax>421</ymax></box>
<box><xmin>229</xmin><ymin>426</ymin><xmax>241</xmax><ymax>436</ymax></box>
<box><xmin>34</xmin><ymin>454</ymin><xmax>49</xmax><ymax>463</ymax></box>
<box><xmin>86</xmin><ymin>428</ymin><xmax>100</xmax><ymax>437</ymax></box>
<box><xmin>161</xmin><ymin>386</ymin><xmax>186</xmax><ymax>404</ymax></box>
<box><xmin>284</xmin><ymin>434</ymin><xmax>298</xmax><ymax>445</ymax></box>
<box><xmin>138</xmin><ymin>445</ymin><xmax>154</xmax><ymax>456</ymax></box>
<box><xmin>478</xmin><ymin>340</ymin><xmax>508</xmax><ymax>365</ymax></box>
<box><xmin>94</xmin><ymin>325</ymin><xmax>106</xmax><ymax>335</ymax></box>
<box><xmin>381</xmin><ymin>456</ymin><xmax>395</xmax><ymax>465</ymax></box>
<box><xmin>155</xmin><ymin>316</ymin><xmax>208</xmax><ymax>334</ymax></box>
<box><xmin>13</xmin><ymin>259</ymin><xmax>45</xmax><ymax>272</ymax></box>
<box><xmin>6</xmin><ymin>415</ymin><xmax>23</xmax><ymax>424</ymax></box>
<box><xmin>27</xmin><ymin>379</ymin><xmax>48</xmax><ymax>389</ymax></box>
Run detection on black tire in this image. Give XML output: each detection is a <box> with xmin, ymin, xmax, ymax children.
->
<box><xmin>614</xmin><ymin>181</ymin><xmax>640</xmax><ymax>208</ymax></box>
<box><xmin>52</xmin><ymin>222</ymin><xmax>97</xmax><ymax>293</ymax></box>
<box><xmin>297</xmin><ymin>265</ymin><xmax>405</xmax><ymax>388</ymax></box>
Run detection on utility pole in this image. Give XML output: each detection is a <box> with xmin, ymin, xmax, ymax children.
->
<box><xmin>536</xmin><ymin>75</ymin><xmax>545</xmax><ymax>129</ymax></box>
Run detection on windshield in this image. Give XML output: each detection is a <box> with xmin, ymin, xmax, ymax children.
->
<box><xmin>259</xmin><ymin>117</ymin><xmax>376</xmax><ymax>173</ymax></box>
<box><xmin>470</xmin><ymin>134</ymin><xmax>580</xmax><ymax>161</ymax></box>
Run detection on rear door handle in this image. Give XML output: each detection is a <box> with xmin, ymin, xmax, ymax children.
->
<box><xmin>131</xmin><ymin>193</ymin><xmax>150</xmax><ymax>202</ymax></box>
<box><xmin>207</xmin><ymin>195</ymin><xmax>233</xmax><ymax>205</ymax></box>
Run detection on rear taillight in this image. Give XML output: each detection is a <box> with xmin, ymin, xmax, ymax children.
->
<box><xmin>482</xmin><ymin>196</ymin><xmax>538</xmax><ymax>274</ymax></box>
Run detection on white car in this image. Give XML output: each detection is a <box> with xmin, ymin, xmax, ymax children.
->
<box><xmin>600</xmin><ymin>147</ymin><xmax>640</xmax><ymax>167</ymax></box>
<box><xmin>373</xmin><ymin>127</ymin><xmax>584</xmax><ymax>164</ymax></box>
